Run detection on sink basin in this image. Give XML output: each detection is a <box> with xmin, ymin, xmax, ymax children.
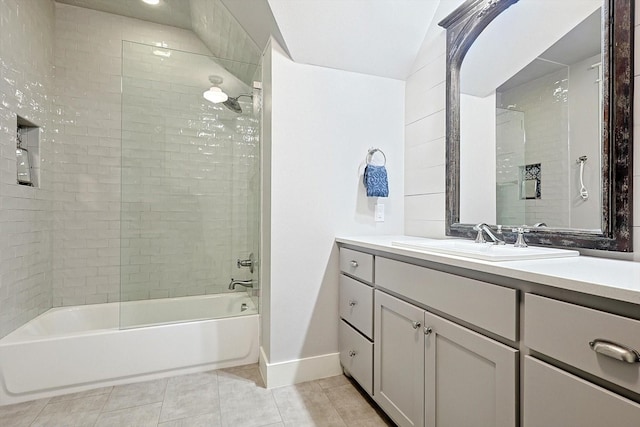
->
<box><xmin>391</xmin><ymin>239</ymin><xmax>579</xmax><ymax>261</ymax></box>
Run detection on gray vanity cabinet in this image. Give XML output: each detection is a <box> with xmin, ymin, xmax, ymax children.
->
<box><xmin>374</xmin><ymin>290</ymin><xmax>425</xmax><ymax>427</ymax></box>
<box><xmin>373</xmin><ymin>290</ymin><xmax>517</xmax><ymax>427</ymax></box>
<box><xmin>338</xmin><ymin>242</ymin><xmax>640</xmax><ymax>427</ymax></box>
<box><xmin>338</xmin><ymin>249</ymin><xmax>374</xmax><ymax>395</ymax></box>
<box><xmin>523</xmin><ymin>357</ymin><xmax>640</xmax><ymax>426</ymax></box>
<box><xmin>424</xmin><ymin>311</ymin><xmax>517</xmax><ymax>427</ymax></box>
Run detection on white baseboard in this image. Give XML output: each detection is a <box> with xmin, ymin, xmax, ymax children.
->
<box><xmin>259</xmin><ymin>346</ymin><xmax>342</xmax><ymax>389</ymax></box>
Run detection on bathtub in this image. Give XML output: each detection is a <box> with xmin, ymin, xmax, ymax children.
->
<box><xmin>0</xmin><ymin>293</ymin><xmax>259</xmax><ymax>406</ymax></box>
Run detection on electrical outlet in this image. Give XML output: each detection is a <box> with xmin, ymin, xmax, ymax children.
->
<box><xmin>375</xmin><ymin>203</ymin><xmax>385</xmax><ymax>222</ymax></box>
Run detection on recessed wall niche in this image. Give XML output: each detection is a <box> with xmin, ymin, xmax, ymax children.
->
<box><xmin>16</xmin><ymin>116</ymin><xmax>41</xmax><ymax>188</ymax></box>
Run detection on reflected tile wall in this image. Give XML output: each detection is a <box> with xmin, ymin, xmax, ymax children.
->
<box><xmin>0</xmin><ymin>0</ymin><xmax>55</xmax><ymax>338</ymax></box>
<box><xmin>497</xmin><ymin>69</ymin><xmax>571</xmax><ymax>227</ymax></box>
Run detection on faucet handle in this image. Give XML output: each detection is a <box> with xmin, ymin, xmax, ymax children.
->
<box><xmin>473</xmin><ymin>223</ymin><xmax>487</xmax><ymax>243</ymax></box>
<box><xmin>511</xmin><ymin>226</ymin><xmax>530</xmax><ymax>248</ymax></box>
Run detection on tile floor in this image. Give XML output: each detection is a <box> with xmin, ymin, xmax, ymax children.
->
<box><xmin>0</xmin><ymin>364</ymin><xmax>395</xmax><ymax>426</ymax></box>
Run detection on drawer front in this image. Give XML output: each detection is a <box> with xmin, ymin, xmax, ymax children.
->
<box><xmin>339</xmin><ymin>274</ymin><xmax>373</xmax><ymax>339</ymax></box>
<box><xmin>375</xmin><ymin>257</ymin><xmax>517</xmax><ymax>340</ymax></box>
<box><xmin>339</xmin><ymin>320</ymin><xmax>373</xmax><ymax>396</ymax></box>
<box><xmin>340</xmin><ymin>248</ymin><xmax>373</xmax><ymax>283</ymax></box>
<box><xmin>525</xmin><ymin>294</ymin><xmax>640</xmax><ymax>394</ymax></box>
<box><xmin>524</xmin><ymin>356</ymin><xmax>640</xmax><ymax>427</ymax></box>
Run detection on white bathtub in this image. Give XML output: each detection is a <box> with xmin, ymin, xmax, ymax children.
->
<box><xmin>0</xmin><ymin>293</ymin><xmax>259</xmax><ymax>406</ymax></box>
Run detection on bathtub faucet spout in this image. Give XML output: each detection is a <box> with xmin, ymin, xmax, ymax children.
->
<box><xmin>229</xmin><ymin>278</ymin><xmax>254</xmax><ymax>290</ymax></box>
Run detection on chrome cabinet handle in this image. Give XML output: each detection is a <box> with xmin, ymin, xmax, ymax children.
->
<box><xmin>424</xmin><ymin>327</ymin><xmax>433</xmax><ymax>336</ymax></box>
<box><xmin>348</xmin><ymin>300</ymin><xmax>357</xmax><ymax>307</ymax></box>
<box><xmin>589</xmin><ymin>339</ymin><xmax>640</xmax><ymax>364</ymax></box>
<box><xmin>412</xmin><ymin>321</ymin><xmax>421</xmax><ymax>330</ymax></box>
<box><xmin>348</xmin><ymin>350</ymin><xmax>357</xmax><ymax>357</ymax></box>
<box><xmin>350</xmin><ymin>260</ymin><xmax>359</xmax><ymax>268</ymax></box>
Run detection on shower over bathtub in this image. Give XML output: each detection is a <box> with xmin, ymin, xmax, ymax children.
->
<box><xmin>0</xmin><ymin>293</ymin><xmax>259</xmax><ymax>406</ymax></box>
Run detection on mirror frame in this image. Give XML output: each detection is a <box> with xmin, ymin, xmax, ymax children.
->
<box><xmin>439</xmin><ymin>0</ymin><xmax>634</xmax><ymax>251</ymax></box>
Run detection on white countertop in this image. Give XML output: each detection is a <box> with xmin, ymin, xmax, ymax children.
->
<box><xmin>336</xmin><ymin>235</ymin><xmax>640</xmax><ymax>305</ymax></box>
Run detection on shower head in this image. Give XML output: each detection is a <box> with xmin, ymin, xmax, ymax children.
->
<box><xmin>223</xmin><ymin>94</ymin><xmax>252</xmax><ymax>114</ymax></box>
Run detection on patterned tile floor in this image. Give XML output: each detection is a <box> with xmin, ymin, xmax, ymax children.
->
<box><xmin>0</xmin><ymin>364</ymin><xmax>395</xmax><ymax>426</ymax></box>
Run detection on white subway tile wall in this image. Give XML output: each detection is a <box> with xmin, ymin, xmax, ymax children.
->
<box><xmin>0</xmin><ymin>0</ymin><xmax>55</xmax><ymax>339</ymax></box>
<box><xmin>120</xmin><ymin>42</ymin><xmax>258</xmax><ymax>303</ymax></box>
<box><xmin>189</xmin><ymin>0</ymin><xmax>261</xmax><ymax>86</ymax></box>
<box><xmin>52</xmin><ymin>3</ymin><xmax>258</xmax><ymax>307</ymax></box>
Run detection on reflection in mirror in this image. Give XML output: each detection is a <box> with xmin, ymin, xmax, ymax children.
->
<box><xmin>439</xmin><ymin>0</ymin><xmax>633</xmax><ymax>251</ymax></box>
<box><xmin>459</xmin><ymin>1</ymin><xmax>603</xmax><ymax>230</ymax></box>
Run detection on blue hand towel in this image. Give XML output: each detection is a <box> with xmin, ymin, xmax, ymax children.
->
<box><xmin>364</xmin><ymin>165</ymin><xmax>389</xmax><ymax>197</ymax></box>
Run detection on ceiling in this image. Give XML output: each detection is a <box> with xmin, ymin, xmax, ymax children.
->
<box><xmin>56</xmin><ymin>0</ymin><xmax>193</xmax><ymax>29</ymax></box>
<box><xmin>54</xmin><ymin>0</ymin><xmax>443</xmax><ymax>81</ymax></box>
<box><xmin>267</xmin><ymin>0</ymin><xmax>440</xmax><ymax>80</ymax></box>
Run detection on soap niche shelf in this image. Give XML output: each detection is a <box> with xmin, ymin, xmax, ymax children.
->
<box><xmin>16</xmin><ymin>116</ymin><xmax>41</xmax><ymax>188</ymax></box>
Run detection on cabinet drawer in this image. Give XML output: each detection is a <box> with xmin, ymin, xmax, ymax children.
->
<box><xmin>339</xmin><ymin>320</ymin><xmax>373</xmax><ymax>396</ymax></box>
<box><xmin>339</xmin><ymin>274</ymin><xmax>373</xmax><ymax>339</ymax></box>
<box><xmin>524</xmin><ymin>356</ymin><xmax>640</xmax><ymax>427</ymax></box>
<box><xmin>375</xmin><ymin>257</ymin><xmax>517</xmax><ymax>340</ymax></box>
<box><xmin>525</xmin><ymin>294</ymin><xmax>640</xmax><ymax>394</ymax></box>
<box><xmin>340</xmin><ymin>248</ymin><xmax>373</xmax><ymax>283</ymax></box>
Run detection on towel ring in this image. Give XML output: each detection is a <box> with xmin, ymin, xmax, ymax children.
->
<box><xmin>366</xmin><ymin>148</ymin><xmax>386</xmax><ymax>166</ymax></box>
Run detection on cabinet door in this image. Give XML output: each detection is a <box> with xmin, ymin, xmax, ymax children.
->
<box><xmin>374</xmin><ymin>290</ymin><xmax>425</xmax><ymax>427</ymax></box>
<box><xmin>424</xmin><ymin>312</ymin><xmax>518</xmax><ymax>427</ymax></box>
<box><xmin>524</xmin><ymin>356</ymin><xmax>640</xmax><ymax>427</ymax></box>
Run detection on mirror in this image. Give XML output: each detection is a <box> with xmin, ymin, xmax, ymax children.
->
<box><xmin>439</xmin><ymin>0</ymin><xmax>633</xmax><ymax>251</ymax></box>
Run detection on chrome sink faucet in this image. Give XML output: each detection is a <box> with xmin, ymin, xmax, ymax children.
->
<box><xmin>473</xmin><ymin>223</ymin><xmax>506</xmax><ymax>245</ymax></box>
<box><xmin>229</xmin><ymin>278</ymin><xmax>254</xmax><ymax>290</ymax></box>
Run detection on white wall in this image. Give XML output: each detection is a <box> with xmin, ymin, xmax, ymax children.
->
<box><xmin>405</xmin><ymin>1</ymin><xmax>640</xmax><ymax>262</ymax></box>
<box><xmin>0</xmin><ymin>0</ymin><xmax>55</xmax><ymax>338</ymax></box>
<box><xmin>263</xmin><ymin>41</ymin><xmax>405</xmax><ymax>367</ymax></box>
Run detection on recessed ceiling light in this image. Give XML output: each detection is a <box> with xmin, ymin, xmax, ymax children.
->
<box><xmin>142</xmin><ymin>0</ymin><xmax>160</xmax><ymax>5</ymax></box>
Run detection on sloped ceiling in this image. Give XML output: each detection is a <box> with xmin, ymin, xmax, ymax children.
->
<box><xmin>56</xmin><ymin>0</ymin><xmax>193</xmax><ymax>29</ymax></box>
<box><xmin>267</xmin><ymin>0</ymin><xmax>440</xmax><ymax>80</ymax></box>
<box><xmin>55</xmin><ymin>0</ymin><xmax>441</xmax><ymax>81</ymax></box>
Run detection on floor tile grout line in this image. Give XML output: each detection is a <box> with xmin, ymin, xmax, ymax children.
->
<box><xmin>93</xmin><ymin>387</ymin><xmax>114</xmax><ymax>427</ymax></box>
<box><xmin>27</xmin><ymin>398</ymin><xmax>51</xmax><ymax>427</ymax></box>
<box><xmin>156</xmin><ymin>376</ymin><xmax>171</xmax><ymax>426</ymax></box>
<box><xmin>270</xmin><ymin>386</ymin><xmax>286</xmax><ymax>426</ymax></box>
<box><xmin>214</xmin><ymin>369</ymin><xmax>223</xmax><ymax>427</ymax></box>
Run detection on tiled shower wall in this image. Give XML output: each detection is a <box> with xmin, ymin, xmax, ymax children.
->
<box><xmin>0</xmin><ymin>0</ymin><xmax>55</xmax><ymax>338</ymax></box>
<box><xmin>52</xmin><ymin>3</ymin><xmax>258</xmax><ymax>306</ymax></box>
<box><xmin>120</xmin><ymin>42</ymin><xmax>258</xmax><ymax>302</ymax></box>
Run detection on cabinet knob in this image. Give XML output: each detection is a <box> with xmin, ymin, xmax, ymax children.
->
<box><xmin>348</xmin><ymin>350</ymin><xmax>357</xmax><ymax>357</ymax></box>
<box><xmin>412</xmin><ymin>321</ymin><xmax>422</xmax><ymax>330</ymax></box>
<box><xmin>350</xmin><ymin>260</ymin><xmax>359</xmax><ymax>268</ymax></box>
<box><xmin>424</xmin><ymin>326</ymin><xmax>433</xmax><ymax>336</ymax></box>
<box><xmin>589</xmin><ymin>339</ymin><xmax>640</xmax><ymax>364</ymax></box>
<box><xmin>348</xmin><ymin>300</ymin><xmax>357</xmax><ymax>307</ymax></box>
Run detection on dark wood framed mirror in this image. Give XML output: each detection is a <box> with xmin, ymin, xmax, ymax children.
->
<box><xmin>439</xmin><ymin>0</ymin><xmax>633</xmax><ymax>251</ymax></box>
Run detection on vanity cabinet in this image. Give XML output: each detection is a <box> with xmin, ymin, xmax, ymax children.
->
<box><xmin>523</xmin><ymin>293</ymin><xmax>640</xmax><ymax>426</ymax></box>
<box><xmin>374</xmin><ymin>288</ymin><xmax>517</xmax><ymax>427</ymax></box>
<box><xmin>338</xmin><ymin>243</ymin><xmax>640</xmax><ymax>427</ymax></box>
<box><xmin>374</xmin><ymin>290</ymin><xmax>424</xmax><ymax>427</ymax></box>
<box><xmin>424</xmin><ymin>311</ymin><xmax>517</xmax><ymax>427</ymax></box>
<box><xmin>338</xmin><ymin>248</ymin><xmax>374</xmax><ymax>395</ymax></box>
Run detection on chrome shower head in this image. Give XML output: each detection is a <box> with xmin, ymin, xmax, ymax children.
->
<box><xmin>223</xmin><ymin>94</ymin><xmax>252</xmax><ymax>114</ymax></box>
